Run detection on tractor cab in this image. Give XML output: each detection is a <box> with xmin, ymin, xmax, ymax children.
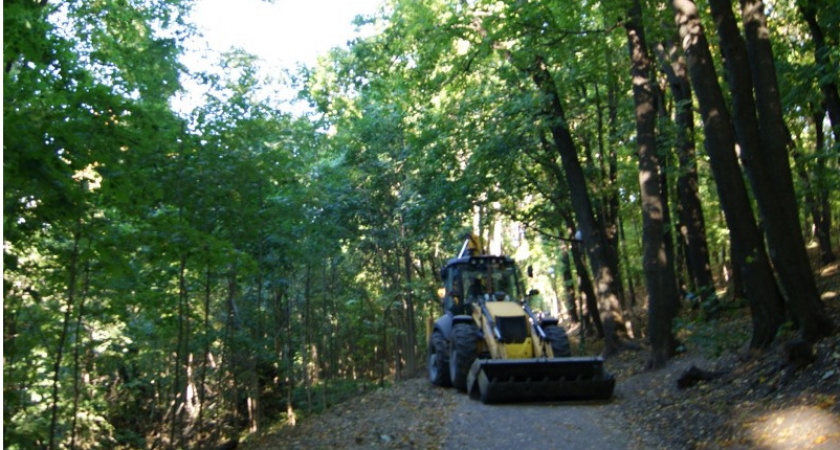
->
<box><xmin>440</xmin><ymin>255</ymin><xmax>524</xmax><ymax>315</ymax></box>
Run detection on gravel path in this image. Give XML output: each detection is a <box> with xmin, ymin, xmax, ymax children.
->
<box><xmin>442</xmin><ymin>362</ymin><xmax>681</xmax><ymax>450</ymax></box>
<box><xmin>445</xmin><ymin>398</ymin><xmax>647</xmax><ymax>450</ymax></box>
<box><xmin>242</xmin><ymin>344</ymin><xmax>840</xmax><ymax>450</ymax></box>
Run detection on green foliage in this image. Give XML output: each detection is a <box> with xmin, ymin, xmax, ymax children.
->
<box><xmin>674</xmin><ymin>311</ymin><xmax>752</xmax><ymax>359</ymax></box>
<box><xmin>290</xmin><ymin>379</ymin><xmax>378</xmax><ymax>417</ymax></box>
<box><xmin>4</xmin><ymin>0</ymin><xmax>837</xmax><ymax>447</ymax></box>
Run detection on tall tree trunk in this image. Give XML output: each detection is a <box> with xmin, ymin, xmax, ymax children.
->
<box><xmin>735</xmin><ymin>0</ymin><xmax>833</xmax><ymax>340</ymax></box>
<box><xmin>525</xmin><ymin>138</ymin><xmax>602</xmax><ymax>335</ymax></box>
<box><xmin>726</xmin><ymin>241</ymin><xmax>745</xmax><ymax>303</ymax></box>
<box><xmin>170</xmin><ymin>252</ymin><xmax>188</xmax><ymax>448</ymax></box>
<box><xmin>670</xmin><ymin>0</ymin><xmax>786</xmax><ymax>350</ymax></box>
<box><xmin>48</xmin><ymin>220</ymin><xmax>81</xmax><ymax>450</ymax></box>
<box><xmin>594</xmin><ymin>75</ymin><xmax>626</xmax><ymax>312</ymax></box>
<box><xmin>562</xmin><ymin>218</ymin><xmax>604</xmax><ymax>338</ymax></box>
<box><xmin>603</xmin><ymin>50</ymin><xmax>627</xmax><ymax>310</ymax></box>
<box><xmin>798</xmin><ymin>0</ymin><xmax>840</xmax><ymax>144</ymax></box>
<box><xmin>224</xmin><ymin>271</ymin><xmax>241</xmax><ymax>432</ymax></box>
<box><xmin>70</xmin><ymin>258</ymin><xmax>91</xmax><ymax>450</ymax></box>
<box><xmin>560</xmin><ymin>245</ymin><xmax>579</xmax><ymax>323</ymax></box>
<box><xmin>618</xmin><ymin>216</ymin><xmax>639</xmax><ymax>308</ymax></box>
<box><xmin>400</xmin><ymin>215</ymin><xmax>417</xmax><ymax>375</ymax></box>
<box><xmin>528</xmin><ymin>57</ymin><xmax>624</xmax><ymax>356</ymax></box>
<box><xmin>246</xmin><ymin>349</ymin><xmax>259</xmax><ymax>433</ymax></box>
<box><xmin>625</xmin><ymin>1</ymin><xmax>680</xmax><ymax>368</ymax></box>
<box><xmin>791</xmin><ymin>105</ymin><xmax>836</xmax><ymax>265</ymax></box>
<box><xmin>197</xmin><ymin>264</ymin><xmax>212</xmax><ymax>444</ymax></box>
<box><xmin>303</xmin><ymin>265</ymin><xmax>312</xmax><ymax>414</ymax></box>
<box><xmin>282</xmin><ymin>284</ymin><xmax>296</xmax><ymax>427</ymax></box>
<box><xmin>170</xmin><ymin>162</ymin><xmax>190</xmax><ymax>448</ymax></box>
<box><xmin>654</xmin><ymin>40</ymin><xmax>715</xmax><ymax>301</ymax></box>
<box><xmin>804</xmin><ymin>107</ymin><xmax>836</xmax><ymax>263</ymax></box>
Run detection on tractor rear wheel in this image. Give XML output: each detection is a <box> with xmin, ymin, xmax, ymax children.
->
<box><xmin>545</xmin><ymin>325</ymin><xmax>572</xmax><ymax>357</ymax></box>
<box><xmin>428</xmin><ymin>330</ymin><xmax>451</xmax><ymax>386</ymax></box>
<box><xmin>450</xmin><ymin>323</ymin><xmax>478</xmax><ymax>391</ymax></box>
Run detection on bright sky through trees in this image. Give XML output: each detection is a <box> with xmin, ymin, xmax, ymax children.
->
<box><xmin>188</xmin><ymin>0</ymin><xmax>382</xmax><ymax>68</ymax></box>
<box><xmin>175</xmin><ymin>0</ymin><xmax>383</xmax><ymax>112</ymax></box>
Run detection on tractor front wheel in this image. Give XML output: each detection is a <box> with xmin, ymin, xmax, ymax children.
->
<box><xmin>428</xmin><ymin>330</ymin><xmax>451</xmax><ymax>387</ymax></box>
<box><xmin>449</xmin><ymin>323</ymin><xmax>478</xmax><ymax>391</ymax></box>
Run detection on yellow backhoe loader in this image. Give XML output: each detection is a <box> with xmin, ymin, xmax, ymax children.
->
<box><xmin>428</xmin><ymin>235</ymin><xmax>615</xmax><ymax>403</ymax></box>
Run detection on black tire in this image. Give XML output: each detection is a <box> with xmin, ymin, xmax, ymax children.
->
<box><xmin>428</xmin><ymin>330</ymin><xmax>451</xmax><ymax>387</ymax></box>
<box><xmin>449</xmin><ymin>323</ymin><xmax>478</xmax><ymax>391</ymax></box>
<box><xmin>544</xmin><ymin>325</ymin><xmax>572</xmax><ymax>357</ymax></box>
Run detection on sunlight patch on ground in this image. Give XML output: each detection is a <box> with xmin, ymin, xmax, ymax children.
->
<box><xmin>747</xmin><ymin>405</ymin><xmax>840</xmax><ymax>449</ymax></box>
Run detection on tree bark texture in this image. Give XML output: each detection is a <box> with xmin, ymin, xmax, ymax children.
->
<box><xmin>532</xmin><ymin>135</ymin><xmax>605</xmax><ymax>336</ymax></box>
<box><xmin>625</xmin><ymin>0</ymin><xmax>680</xmax><ymax>368</ymax></box>
<box><xmin>602</xmin><ymin>65</ymin><xmax>627</xmax><ymax>311</ymax></box>
<box><xmin>528</xmin><ymin>58</ymin><xmax>624</xmax><ymax>355</ymax></box>
<box><xmin>400</xmin><ymin>217</ymin><xmax>418</xmax><ymax>375</ymax></box>
<box><xmin>560</xmin><ymin>245</ymin><xmax>580</xmax><ymax>323</ymax></box>
<box><xmin>670</xmin><ymin>0</ymin><xmax>785</xmax><ymax>350</ymax></box>
<box><xmin>528</xmin><ymin>77</ymin><xmax>623</xmax><ymax>356</ymax></box>
<box><xmin>654</xmin><ymin>40</ymin><xmax>714</xmax><ymax>299</ymax></box>
<box><xmin>70</xmin><ymin>263</ymin><xmax>90</xmax><ymax>450</ymax></box>
<box><xmin>562</xmin><ymin>216</ymin><xmax>604</xmax><ymax>337</ymax></box>
<box><xmin>618</xmin><ymin>217</ymin><xmax>639</xmax><ymax>308</ymax></box>
<box><xmin>805</xmin><ymin>108</ymin><xmax>836</xmax><ymax>263</ymax></box>
<box><xmin>738</xmin><ymin>0</ymin><xmax>833</xmax><ymax>340</ymax></box>
<box><xmin>49</xmin><ymin>223</ymin><xmax>81</xmax><ymax>450</ymax></box>
<box><xmin>790</xmin><ymin>104</ymin><xmax>836</xmax><ymax>265</ymax></box>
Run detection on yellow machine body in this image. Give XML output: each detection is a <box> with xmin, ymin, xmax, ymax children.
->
<box><xmin>428</xmin><ymin>235</ymin><xmax>615</xmax><ymax>404</ymax></box>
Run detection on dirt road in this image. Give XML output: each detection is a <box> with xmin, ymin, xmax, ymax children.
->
<box><xmin>245</xmin><ymin>375</ymin><xmax>660</xmax><ymax>449</ymax></box>
<box><xmin>445</xmin><ymin>397</ymin><xmax>655</xmax><ymax>450</ymax></box>
<box><xmin>244</xmin><ymin>347</ymin><xmax>840</xmax><ymax>449</ymax></box>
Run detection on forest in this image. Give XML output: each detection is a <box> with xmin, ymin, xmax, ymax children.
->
<box><xmin>3</xmin><ymin>0</ymin><xmax>839</xmax><ymax>448</ymax></box>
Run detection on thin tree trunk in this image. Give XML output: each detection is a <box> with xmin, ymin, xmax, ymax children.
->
<box><xmin>70</xmin><ymin>248</ymin><xmax>91</xmax><ymax>449</ymax></box>
<box><xmin>400</xmin><ymin>215</ymin><xmax>417</xmax><ymax>375</ymax></box>
<box><xmin>594</xmin><ymin>74</ymin><xmax>626</xmax><ymax>313</ymax></box>
<box><xmin>618</xmin><ymin>217</ymin><xmax>638</xmax><ymax>308</ymax></box>
<box><xmin>573</xmin><ymin>244</ymin><xmax>602</xmax><ymax>337</ymax></box>
<box><xmin>603</xmin><ymin>52</ymin><xmax>628</xmax><ymax>311</ymax></box>
<box><xmin>670</xmin><ymin>0</ymin><xmax>786</xmax><ymax>350</ymax></box>
<box><xmin>792</xmin><ymin>107</ymin><xmax>836</xmax><ymax>264</ymax></box>
<box><xmin>798</xmin><ymin>1</ymin><xmax>840</xmax><ymax>144</ymax></box>
<box><xmin>48</xmin><ymin>219</ymin><xmax>81</xmax><ymax>450</ymax></box>
<box><xmin>656</xmin><ymin>89</ymin><xmax>680</xmax><ymax>296</ymax></box>
<box><xmin>808</xmin><ymin>108</ymin><xmax>835</xmax><ymax>263</ymax></box>
<box><xmin>170</xmin><ymin>252</ymin><xmax>188</xmax><ymax>448</ymax></box>
<box><xmin>224</xmin><ymin>271</ymin><xmax>241</xmax><ymax>433</ymax></box>
<box><xmin>654</xmin><ymin>40</ymin><xmax>715</xmax><ymax>301</ymax></box>
<box><xmin>303</xmin><ymin>265</ymin><xmax>312</xmax><ymax>414</ymax></box>
<box><xmin>282</xmin><ymin>283</ymin><xmax>296</xmax><ymax>426</ymax></box>
<box><xmin>625</xmin><ymin>0</ymin><xmax>680</xmax><ymax>368</ymax></box>
<box><xmin>560</xmin><ymin>245</ymin><xmax>579</xmax><ymax>323</ymax></box>
<box><xmin>329</xmin><ymin>258</ymin><xmax>340</xmax><ymax>379</ymax></box>
<box><xmin>523</xmin><ymin>137</ymin><xmax>599</xmax><ymax>332</ymax></box>
<box><xmin>527</xmin><ymin>56</ymin><xmax>624</xmax><ymax>356</ymax></box>
<box><xmin>248</xmin><ymin>185</ymin><xmax>265</xmax><ymax>433</ymax></box>
<box><xmin>197</xmin><ymin>264</ymin><xmax>212</xmax><ymax>445</ymax></box>
<box><xmin>727</xmin><ymin>241</ymin><xmax>745</xmax><ymax>303</ymax></box>
<box><xmin>563</xmin><ymin>220</ymin><xmax>603</xmax><ymax>338</ymax></box>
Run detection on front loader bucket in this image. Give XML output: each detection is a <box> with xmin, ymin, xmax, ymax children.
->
<box><xmin>466</xmin><ymin>357</ymin><xmax>615</xmax><ymax>404</ymax></box>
